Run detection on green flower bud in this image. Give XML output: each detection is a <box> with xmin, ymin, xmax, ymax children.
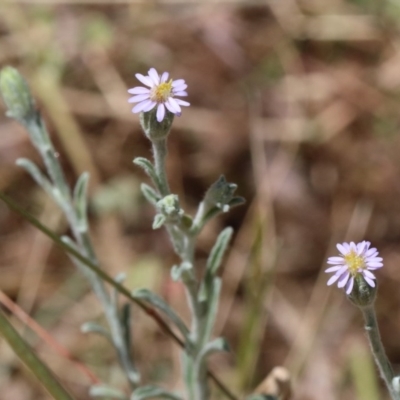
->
<box><xmin>0</xmin><ymin>67</ymin><xmax>36</xmax><ymax>123</ymax></box>
<box><xmin>156</xmin><ymin>194</ymin><xmax>183</xmax><ymax>223</ymax></box>
<box><xmin>347</xmin><ymin>274</ymin><xmax>377</xmax><ymax>308</ymax></box>
<box><xmin>139</xmin><ymin>107</ymin><xmax>174</xmax><ymax>141</ymax></box>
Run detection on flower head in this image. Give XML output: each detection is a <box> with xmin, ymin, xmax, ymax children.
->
<box><xmin>326</xmin><ymin>241</ymin><xmax>383</xmax><ymax>294</ymax></box>
<box><xmin>128</xmin><ymin>68</ymin><xmax>190</xmax><ymax>122</ymax></box>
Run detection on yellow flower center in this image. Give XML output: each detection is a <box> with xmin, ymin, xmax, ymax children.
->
<box><xmin>344</xmin><ymin>250</ymin><xmax>365</xmax><ymax>275</ymax></box>
<box><xmin>150</xmin><ymin>80</ymin><xmax>173</xmax><ymax>103</ymax></box>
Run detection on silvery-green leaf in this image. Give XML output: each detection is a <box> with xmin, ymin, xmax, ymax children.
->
<box><xmin>197</xmin><ymin>337</ymin><xmax>229</xmax><ymax>366</ymax></box>
<box><xmin>206</xmin><ymin>227</ymin><xmax>233</xmax><ymax>277</ymax></box>
<box><xmin>171</xmin><ymin>262</ymin><xmax>192</xmax><ymax>282</ymax></box>
<box><xmin>81</xmin><ymin>322</ymin><xmax>110</xmax><ymax>339</ymax></box>
<box><xmin>73</xmin><ymin>172</ymin><xmax>90</xmax><ymax>233</ymax></box>
<box><xmin>199</xmin><ymin>228</ymin><xmax>232</xmax><ymax>302</ymax></box>
<box><xmin>16</xmin><ymin>158</ymin><xmax>54</xmax><ymax>198</ymax></box>
<box><xmin>133</xmin><ymin>157</ymin><xmax>159</xmax><ymax>188</ymax></box>
<box><xmin>246</xmin><ymin>395</ymin><xmax>277</xmax><ymax>400</ymax></box>
<box><xmin>141</xmin><ymin>183</ymin><xmax>160</xmax><ymax>206</ymax></box>
<box><xmin>202</xmin><ymin>277</ymin><xmax>221</xmax><ymax>344</ymax></box>
<box><xmin>43</xmin><ymin>147</ymin><xmax>70</xmax><ymax>199</ymax></box>
<box><xmin>131</xmin><ymin>385</ymin><xmax>182</xmax><ymax>400</ymax></box>
<box><xmin>132</xmin><ymin>289</ymin><xmax>189</xmax><ymax>340</ymax></box>
<box><xmin>121</xmin><ymin>303</ymin><xmax>132</xmax><ymax>350</ymax></box>
<box><xmin>152</xmin><ymin>213</ymin><xmax>166</xmax><ymax>229</ymax></box>
<box><xmin>89</xmin><ymin>384</ymin><xmax>128</xmax><ymax>399</ymax></box>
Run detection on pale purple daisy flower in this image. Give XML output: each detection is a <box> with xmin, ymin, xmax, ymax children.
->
<box><xmin>325</xmin><ymin>241</ymin><xmax>383</xmax><ymax>294</ymax></box>
<box><xmin>128</xmin><ymin>68</ymin><xmax>190</xmax><ymax>122</ymax></box>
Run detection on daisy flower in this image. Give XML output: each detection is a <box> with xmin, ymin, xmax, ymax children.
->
<box><xmin>128</xmin><ymin>68</ymin><xmax>190</xmax><ymax>122</ymax></box>
<box><xmin>326</xmin><ymin>241</ymin><xmax>383</xmax><ymax>294</ymax></box>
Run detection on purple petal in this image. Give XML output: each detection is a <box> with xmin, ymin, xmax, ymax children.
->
<box><xmin>327</xmin><ymin>257</ymin><xmax>345</xmax><ymax>264</ymax></box>
<box><xmin>173</xmin><ymin>83</ymin><xmax>187</xmax><ymax>92</ymax></box>
<box><xmin>172</xmin><ymin>79</ymin><xmax>185</xmax><ymax>87</ymax></box>
<box><xmin>128</xmin><ymin>86</ymin><xmax>150</xmax><ymax>94</ymax></box>
<box><xmin>337</xmin><ymin>243</ymin><xmax>348</xmax><ymax>255</ymax></box>
<box><xmin>364</xmin><ymin>276</ymin><xmax>376</xmax><ymax>287</ymax></box>
<box><xmin>166</xmin><ymin>97</ymin><xmax>181</xmax><ymax>113</ymax></box>
<box><xmin>366</xmin><ymin>248</ymin><xmax>378</xmax><ymax>256</ymax></box>
<box><xmin>143</xmin><ymin>101</ymin><xmax>157</xmax><ymax>112</ymax></box>
<box><xmin>338</xmin><ymin>271</ymin><xmax>350</xmax><ymax>288</ymax></box>
<box><xmin>148</xmin><ymin>68</ymin><xmax>160</xmax><ymax>85</ymax></box>
<box><xmin>345</xmin><ymin>277</ymin><xmax>354</xmax><ymax>294</ymax></box>
<box><xmin>156</xmin><ymin>104</ymin><xmax>165</xmax><ymax>122</ymax></box>
<box><xmin>161</xmin><ymin>72</ymin><xmax>169</xmax><ymax>82</ymax></box>
<box><xmin>325</xmin><ymin>266</ymin><xmax>342</xmax><ymax>273</ymax></box>
<box><xmin>135</xmin><ymin>74</ymin><xmax>154</xmax><ymax>87</ymax></box>
<box><xmin>175</xmin><ymin>99</ymin><xmax>190</xmax><ymax>106</ymax></box>
<box><xmin>132</xmin><ymin>99</ymin><xmax>153</xmax><ymax>113</ymax></box>
<box><xmin>366</xmin><ymin>261</ymin><xmax>383</xmax><ymax>268</ymax></box>
<box><xmin>362</xmin><ymin>270</ymin><xmax>376</xmax><ymax>280</ymax></box>
<box><xmin>174</xmin><ymin>91</ymin><xmax>188</xmax><ymax>97</ymax></box>
<box><xmin>165</xmin><ymin>100</ymin><xmax>177</xmax><ymax>114</ymax></box>
<box><xmin>128</xmin><ymin>93</ymin><xmax>151</xmax><ymax>103</ymax></box>
<box><xmin>327</xmin><ymin>274</ymin><xmax>340</xmax><ymax>286</ymax></box>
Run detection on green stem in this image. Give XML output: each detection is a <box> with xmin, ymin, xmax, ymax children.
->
<box><xmin>0</xmin><ymin>307</ymin><xmax>76</xmax><ymax>400</ymax></box>
<box><xmin>0</xmin><ymin>190</ymin><xmax>237</xmax><ymax>400</ymax></box>
<box><xmin>361</xmin><ymin>306</ymin><xmax>399</xmax><ymax>400</ymax></box>
<box><xmin>152</xmin><ymin>138</ymin><xmax>170</xmax><ymax>196</ymax></box>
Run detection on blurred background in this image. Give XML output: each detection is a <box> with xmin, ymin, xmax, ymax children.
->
<box><xmin>1</xmin><ymin>1</ymin><xmax>400</xmax><ymax>399</ymax></box>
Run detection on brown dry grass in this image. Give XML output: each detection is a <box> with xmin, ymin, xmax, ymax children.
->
<box><xmin>1</xmin><ymin>1</ymin><xmax>400</xmax><ymax>399</ymax></box>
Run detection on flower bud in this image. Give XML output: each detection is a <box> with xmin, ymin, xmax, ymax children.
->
<box><xmin>139</xmin><ymin>107</ymin><xmax>174</xmax><ymax>142</ymax></box>
<box><xmin>156</xmin><ymin>194</ymin><xmax>184</xmax><ymax>223</ymax></box>
<box><xmin>347</xmin><ymin>274</ymin><xmax>377</xmax><ymax>308</ymax></box>
<box><xmin>0</xmin><ymin>67</ymin><xmax>36</xmax><ymax>123</ymax></box>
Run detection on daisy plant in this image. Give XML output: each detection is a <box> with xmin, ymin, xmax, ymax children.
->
<box><xmin>130</xmin><ymin>68</ymin><xmax>244</xmax><ymax>400</ymax></box>
<box><xmin>0</xmin><ymin>65</ymin><xmax>244</xmax><ymax>400</ymax></box>
<box><xmin>326</xmin><ymin>241</ymin><xmax>400</xmax><ymax>400</ymax></box>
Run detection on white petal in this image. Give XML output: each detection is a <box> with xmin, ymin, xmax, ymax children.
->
<box><xmin>167</xmin><ymin>97</ymin><xmax>181</xmax><ymax>113</ymax></box>
<box><xmin>135</xmin><ymin>74</ymin><xmax>154</xmax><ymax>87</ymax></box>
<box><xmin>148</xmin><ymin>68</ymin><xmax>160</xmax><ymax>85</ymax></box>
<box><xmin>143</xmin><ymin>101</ymin><xmax>157</xmax><ymax>112</ymax></box>
<box><xmin>156</xmin><ymin>104</ymin><xmax>165</xmax><ymax>122</ymax></box>
<box><xmin>132</xmin><ymin>99</ymin><xmax>152</xmax><ymax>113</ymax></box>
<box><xmin>174</xmin><ymin>91</ymin><xmax>188</xmax><ymax>97</ymax></box>
<box><xmin>128</xmin><ymin>93</ymin><xmax>151</xmax><ymax>103</ymax></box>
<box><xmin>338</xmin><ymin>271</ymin><xmax>350</xmax><ymax>288</ymax></box>
<box><xmin>128</xmin><ymin>86</ymin><xmax>150</xmax><ymax>94</ymax></box>
<box><xmin>368</xmin><ymin>257</ymin><xmax>383</xmax><ymax>262</ymax></box>
<box><xmin>175</xmin><ymin>99</ymin><xmax>190</xmax><ymax>107</ymax></box>
<box><xmin>337</xmin><ymin>243</ymin><xmax>348</xmax><ymax>255</ymax></box>
<box><xmin>173</xmin><ymin>83</ymin><xmax>187</xmax><ymax>91</ymax></box>
<box><xmin>364</xmin><ymin>277</ymin><xmax>376</xmax><ymax>287</ymax></box>
<box><xmin>161</xmin><ymin>72</ymin><xmax>169</xmax><ymax>82</ymax></box>
<box><xmin>366</xmin><ymin>261</ymin><xmax>383</xmax><ymax>268</ymax></box>
<box><xmin>325</xmin><ymin>266</ymin><xmax>342</xmax><ymax>273</ymax></box>
<box><xmin>165</xmin><ymin>100</ymin><xmax>176</xmax><ymax>114</ymax></box>
<box><xmin>363</xmin><ymin>270</ymin><xmax>376</xmax><ymax>279</ymax></box>
<box><xmin>327</xmin><ymin>256</ymin><xmax>345</xmax><ymax>264</ymax></box>
<box><xmin>327</xmin><ymin>274</ymin><xmax>340</xmax><ymax>286</ymax></box>
<box><xmin>172</xmin><ymin>79</ymin><xmax>185</xmax><ymax>87</ymax></box>
<box><xmin>357</xmin><ymin>242</ymin><xmax>366</xmax><ymax>254</ymax></box>
<box><xmin>366</xmin><ymin>248</ymin><xmax>378</xmax><ymax>256</ymax></box>
<box><xmin>345</xmin><ymin>277</ymin><xmax>354</xmax><ymax>294</ymax></box>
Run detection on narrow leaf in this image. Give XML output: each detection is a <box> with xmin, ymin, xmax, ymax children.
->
<box><xmin>131</xmin><ymin>385</ymin><xmax>182</xmax><ymax>400</ymax></box>
<box><xmin>132</xmin><ymin>289</ymin><xmax>189</xmax><ymax>340</ymax></box>
<box><xmin>133</xmin><ymin>157</ymin><xmax>159</xmax><ymax>188</ymax></box>
<box><xmin>0</xmin><ymin>307</ymin><xmax>76</xmax><ymax>400</ymax></box>
<box><xmin>197</xmin><ymin>337</ymin><xmax>230</xmax><ymax>365</ymax></box>
<box><xmin>141</xmin><ymin>183</ymin><xmax>160</xmax><ymax>206</ymax></box>
<box><xmin>81</xmin><ymin>322</ymin><xmax>110</xmax><ymax>340</ymax></box>
<box><xmin>206</xmin><ymin>227</ymin><xmax>233</xmax><ymax>277</ymax></box>
<box><xmin>73</xmin><ymin>172</ymin><xmax>90</xmax><ymax>233</ymax></box>
<box><xmin>89</xmin><ymin>384</ymin><xmax>128</xmax><ymax>399</ymax></box>
<box><xmin>202</xmin><ymin>277</ymin><xmax>222</xmax><ymax>345</ymax></box>
<box><xmin>16</xmin><ymin>158</ymin><xmax>54</xmax><ymax>199</ymax></box>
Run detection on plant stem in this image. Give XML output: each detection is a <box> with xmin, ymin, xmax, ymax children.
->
<box><xmin>361</xmin><ymin>306</ymin><xmax>400</xmax><ymax>400</ymax></box>
<box><xmin>152</xmin><ymin>138</ymin><xmax>170</xmax><ymax>196</ymax></box>
<box><xmin>0</xmin><ymin>307</ymin><xmax>76</xmax><ymax>400</ymax></box>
